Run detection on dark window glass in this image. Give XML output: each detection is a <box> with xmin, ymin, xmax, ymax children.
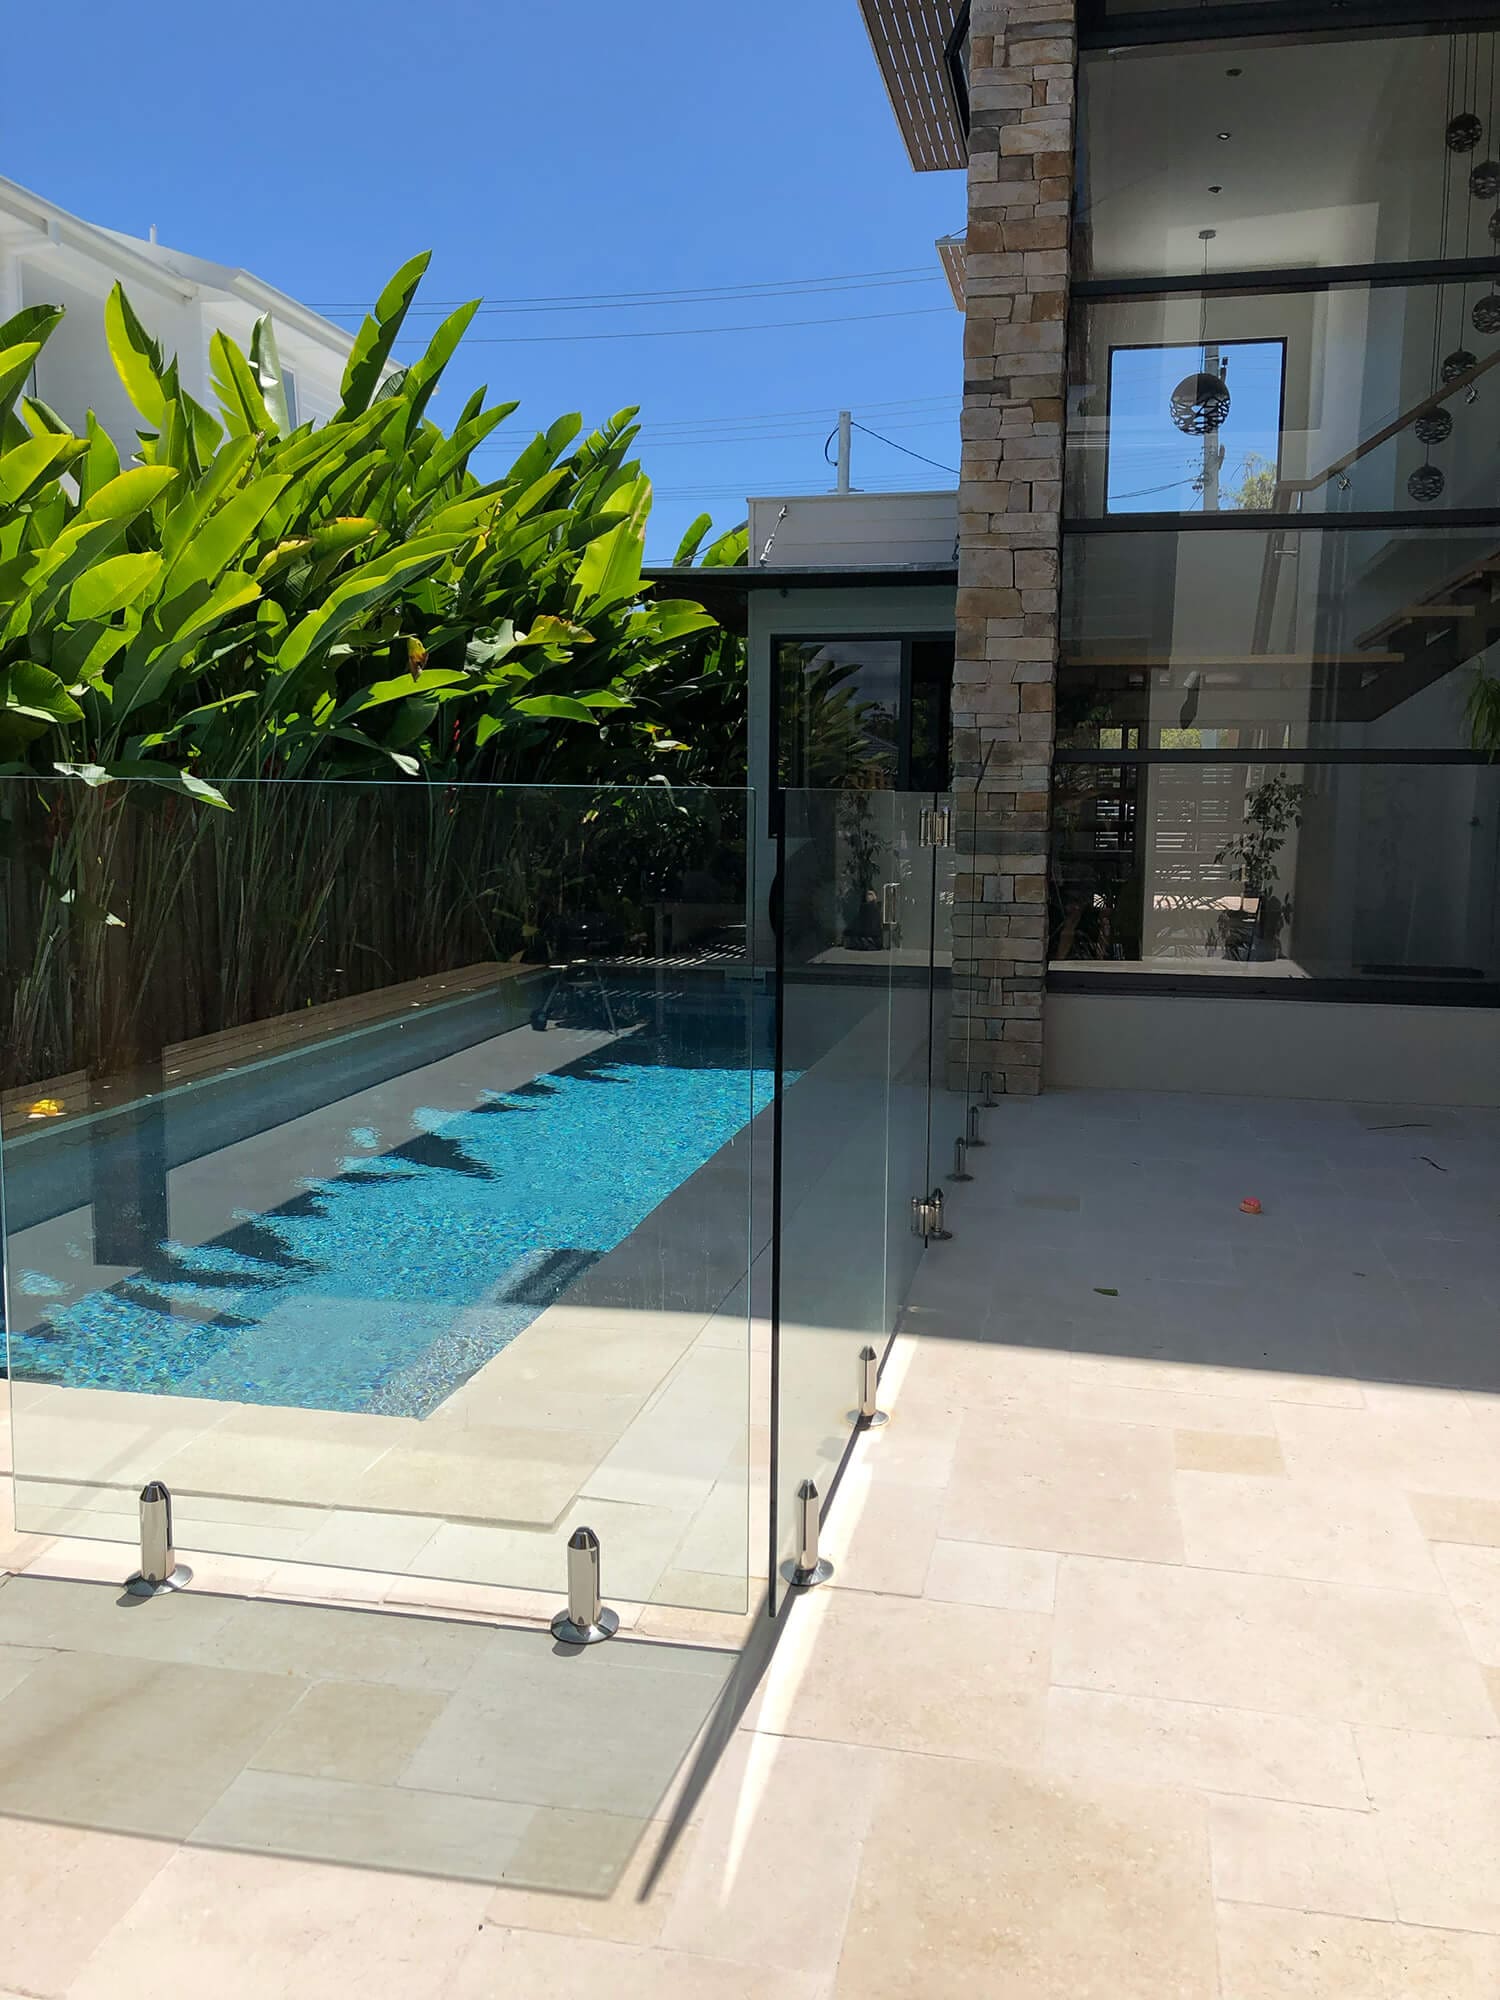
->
<box><xmin>1069</xmin><ymin>284</ymin><xmax>1500</xmax><ymax>519</ymax></box>
<box><xmin>776</xmin><ymin>636</ymin><xmax>953</xmax><ymax>790</ymax></box>
<box><xmin>1050</xmin><ymin>758</ymin><xmax>1500</xmax><ymax>985</ymax></box>
<box><xmin>1061</xmin><ymin>528</ymin><xmax>1500</xmax><ymax>750</ymax></box>
<box><xmin>1078</xmin><ymin>32</ymin><xmax>1495</xmax><ymax>279</ymax></box>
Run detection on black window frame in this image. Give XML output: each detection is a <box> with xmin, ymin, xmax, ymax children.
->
<box><xmin>1059</xmin><ymin>13</ymin><xmax>1500</xmax><ymax>1010</ymax></box>
<box><xmin>769</xmin><ymin>630</ymin><xmax>955</xmax><ymax>797</ymax></box>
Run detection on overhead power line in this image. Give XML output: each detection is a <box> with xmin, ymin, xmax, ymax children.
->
<box><xmin>849</xmin><ymin>419</ymin><xmax>959</xmax><ymax>477</ymax></box>
<box><xmin>395</xmin><ymin>304</ymin><xmax>958</xmax><ymax>346</ymax></box>
<box><xmin>305</xmin><ymin>264</ymin><xmax>940</xmax><ymax>315</ymax></box>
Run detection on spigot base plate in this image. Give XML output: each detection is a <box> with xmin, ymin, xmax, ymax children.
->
<box><xmin>782</xmin><ymin>1557</ymin><xmax>834</xmax><ymax>1588</ymax></box>
<box><xmin>550</xmin><ymin>1606</ymin><xmax>619</xmax><ymax>1646</ymax></box>
<box><xmin>847</xmin><ymin>1407</ymin><xmax>891</xmax><ymax>1428</ymax></box>
<box><xmin>124</xmin><ymin>1563</ymin><xmax>193</xmax><ymax>1598</ymax></box>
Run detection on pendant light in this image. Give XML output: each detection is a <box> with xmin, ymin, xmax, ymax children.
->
<box><xmin>1170</xmin><ymin>229</ymin><xmax>1230</xmax><ymax>435</ymax></box>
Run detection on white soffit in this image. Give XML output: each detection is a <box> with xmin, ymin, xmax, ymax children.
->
<box><xmin>858</xmin><ymin>0</ymin><xmax>968</xmax><ymax>173</ymax></box>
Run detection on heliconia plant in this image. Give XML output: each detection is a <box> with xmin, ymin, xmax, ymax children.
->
<box><xmin>0</xmin><ymin>251</ymin><xmax>740</xmax><ymax>806</ymax></box>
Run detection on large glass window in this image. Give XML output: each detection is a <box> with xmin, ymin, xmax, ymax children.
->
<box><xmin>1062</xmin><ymin>19</ymin><xmax>1500</xmax><ymax>1005</ymax></box>
<box><xmin>1070</xmin><ymin>282</ymin><xmax>1500</xmax><ymax>518</ymax></box>
<box><xmin>1050</xmin><ymin>757</ymin><xmax>1499</xmax><ymax>991</ymax></box>
<box><xmin>1078</xmin><ymin>30</ymin><xmax>1498</xmax><ymax>279</ymax></box>
<box><xmin>776</xmin><ymin>636</ymin><xmax>953</xmax><ymax>790</ymax></box>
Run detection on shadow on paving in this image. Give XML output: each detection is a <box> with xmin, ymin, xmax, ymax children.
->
<box><xmin>0</xmin><ymin>1575</ymin><xmax>750</xmax><ymax>1894</ymax></box>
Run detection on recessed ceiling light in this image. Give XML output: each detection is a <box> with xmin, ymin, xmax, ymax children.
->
<box><xmin>1208</xmin><ymin>185</ymin><xmax>1223</xmax><ymax>194</ymax></box>
<box><xmin>1226</xmin><ymin>67</ymin><xmax>1242</xmax><ymax>77</ymax></box>
<box><xmin>1217</xmin><ymin>130</ymin><xmax>1232</xmax><ymax>140</ymax></box>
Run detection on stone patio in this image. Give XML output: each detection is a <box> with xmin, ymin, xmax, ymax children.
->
<box><xmin>0</xmin><ymin>1086</ymin><xmax>1496</xmax><ymax>1996</ymax></box>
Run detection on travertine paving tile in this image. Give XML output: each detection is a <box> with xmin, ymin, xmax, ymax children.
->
<box><xmin>250</xmin><ymin>1680</ymin><xmax>449</xmax><ymax>1786</ymax></box>
<box><xmin>68</xmin><ymin>1846</ymin><xmax>490</xmax><ymax>2000</ymax></box>
<box><xmin>0</xmin><ymin>1820</ymin><xmax>173</xmax><ymax>1999</ymax></box>
<box><xmin>1275</xmin><ymin>1403</ymin><xmax>1500</xmax><ymax>1497</ymax></box>
<box><xmin>1209</xmin><ymin>1795</ymin><xmax>1394</xmax><ymax>1918</ymax></box>
<box><xmin>940</xmin><ymin>1412</ymin><xmax>1183</xmax><ymax>1563</ymax></box>
<box><xmin>402</xmin><ymin>1639</ymin><xmax>729</xmax><ymax>1821</ymax></box>
<box><xmin>1431</xmin><ymin>1540</ymin><xmax>1500</xmax><ymax>1664</ymax></box>
<box><xmin>820</xmin><ymin>1473</ymin><xmax>942</xmax><ymax>1597</ymax></box>
<box><xmin>1174</xmin><ymin>1429</ymin><xmax>1287</xmax><ymax>1475</ymax></box>
<box><xmin>661</xmin><ymin>1733</ymin><xmax>882</xmax><ymax>1978</ymax></box>
<box><xmin>1356</xmin><ymin>1727</ymin><xmax>1500</xmax><ymax>1933</ymax></box>
<box><xmin>449</xmin><ymin>1929</ymin><xmax>824</xmax><ymax>1999</ymax></box>
<box><xmin>1175</xmin><ymin>1472</ymin><xmax>1442</xmax><ymax>1592</ymax></box>
<box><xmin>1053</xmin><ymin>1555</ymin><xmax>1495</xmax><ymax>1733</ymax></box>
<box><xmin>924</xmin><ymin>1538</ymin><xmax>1058</xmax><ymax>1612</ymax></box>
<box><xmin>353</xmin><ymin>1421</ymin><xmax>616</xmax><ymax>1526</ymax></box>
<box><xmin>1044</xmin><ymin>1688</ymin><xmax>1367</xmax><ymax>1807</ymax></box>
<box><xmin>835</xmin><ymin>1754</ymin><xmax>1216</xmax><ymax>1998</ymax></box>
<box><xmin>1216</xmin><ymin>1902</ymin><xmax>1500</xmax><ymax>1999</ymax></box>
<box><xmin>485</xmin><ymin>1813</ymin><xmax>688</xmax><ymax>1940</ymax></box>
<box><xmin>200</xmin><ymin>1596</ymin><xmax>493</xmax><ymax>1689</ymax></box>
<box><xmin>192</xmin><ymin>1768</ymin><xmax>533</xmax><ymax>1880</ymax></box>
<box><xmin>1410</xmin><ymin>1492</ymin><xmax>1500</xmax><ymax>1546</ymax></box>
<box><xmin>1071</xmin><ymin>1380</ymin><xmax>1278</xmax><ymax>1435</ymax></box>
<box><xmin>747</xmin><ymin>1588</ymin><xmax>1048</xmax><ymax>1763</ymax></box>
<box><xmin>0</xmin><ymin>1651</ymin><xmax>302</xmax><ymax>1838</ymax></box>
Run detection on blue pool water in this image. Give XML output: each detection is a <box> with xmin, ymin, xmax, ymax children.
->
<box><xmin>7</xmin><ymin>995</ymin><xmax>775</xmax><ymax>1417</ymax></box>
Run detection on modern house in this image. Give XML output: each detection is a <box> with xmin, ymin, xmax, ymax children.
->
<box><xmin>0</xmin><ymin>174</ymin><xmax>358</xmax><ymax>445</ymax></box>
<box><xmin>653</xmin><ymin>0</ymin><xmax>1500</xmax><ymax>1106</ymax></box>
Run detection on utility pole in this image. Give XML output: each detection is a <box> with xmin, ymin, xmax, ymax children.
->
<box><xmin>1201</xmin><ymin>345</ymin><xmax>1221</xmax><ymax>512</ymax></box>
<box><xmin>835</xmin><ymin>409</ymin><xmax>852</xmax><ymax>493</ymax></box>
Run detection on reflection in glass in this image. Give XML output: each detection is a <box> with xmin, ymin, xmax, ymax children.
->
<box><xmin>1079</xmin><ymin>32</ymin><xmax>1490</xmax><ymax>279</ymax></box>
<box><xmin>1069</xmin><ymin>285</ymin><xmax>1500</xmax><ymax>519</ymax></box>
<box><xmin>777</xmin><ymin>636</ymin><xmax>953</xmax><ymax>790</ymax></box>
<box><xmin>1050</xmin><ymin>759</ymin><xmax>1500</xmax><ymax>984</ymax></box>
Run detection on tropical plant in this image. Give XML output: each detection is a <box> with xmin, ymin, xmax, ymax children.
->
<box><xmin>0</xmin><ymin>260</ymin><xmax>751</xmax><ymax>1087</ymax></box>
<box><xmin>0</xmin><ymin>253</ymin><xmax>732</xmax><ymax>805</ymax></box>
<box><xmin>1465</xmin><ymin>667</ymin><xmax>1500</xmax><ymax>756</ymax></box>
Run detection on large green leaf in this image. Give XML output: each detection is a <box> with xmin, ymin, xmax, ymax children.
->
<box><xmin>79</xmin><ymin>464</ymin><xmax>179</xmax><ymax>525</ymax></box>
<box><xmin>3</xmin><ymin>661</ymin><xmax>84</xmax><ymax>725</ymax></box>
<box><xmin>337</xmin><ymin>252</ymin><xmax>431</xmax><ymax>419</ymax></box>
<box><xmin>67</xmin><ymin>552</ymin><xmax>163</xmax><ymax>622</ymax></box>
<box><xmin>0</xmin><ymin>433</ymin><xmax>87</xmax><ymax>507</ymax></box>
<box><xmin>0</xmin><ymin>304</ymin><xmax>63</xmax><ymax>351</ymax></box>
<box><xmin>512</xmin><ymin>694</ymin><xmax>599</xmax><ymax>725</ymax></box>
<box><xmin>103</xmin><ymin>285</ymin><xmax>169</xmax><ymax>427</ymax></box>
<box><xmin>571</xmin><ymin>516</ymin><xmax>644</xmax><ymax>614</ymax></box>
<box><xmin>0</xmin><ymin>341</ymin><xmax>44</xmax><ymax>422</ymax></box>
<box><xmin>397</xmin><ymin>299</ymin><xmax>479</xmax><ymax>434</ymax></box>
<box><xmin>158</xmin><ymin>474</ymin><xmax>288</xmax><ymax>601</ymax></box>
<box><xmin>249</xmin><ymin>315</ymin><xmax>290</xmax><ymax>435</ymax></box>
<box><xmin>210</xmin><ymin>331</ymin><xmax>274</xmax><ymax>438</ymax></box>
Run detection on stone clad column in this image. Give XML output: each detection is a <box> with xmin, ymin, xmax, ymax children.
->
<box><xmin>948</xmin><ymin>0</ymin><xmax>1077</xmax><ymax>1096</ymax></box>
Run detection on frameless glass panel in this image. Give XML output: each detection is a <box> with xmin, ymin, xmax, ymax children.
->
<box><xmin>1</xmin><ymin>779</ymin><xmax>758</xmax><ymax>1614</ymax></box>
<box><xmin>773</xmin><ymin>789</ymin><xmax>897</xmax><ymax>1606</ymax></box>
<box><xmin>771</xmin><ymin>789</ymin><xmax>942</xmax><ymax>1608</ymax></box>
<box><xmin>1061</xmin><ymin>529</ymin><xmax>1500</xmax><ymax>750</ymax></box>
<box><xmin>1068</xmin><ymin>284</ymin><xmax>1500</xmax><ymax>518</ymax></box>
<box><xmin>1049</xmin><ymin>758</ymin><xmax>1500</xmax><ymax>985</ymax></box>
<box><xmin>1079</xmin><ymin>31</ymin><xmax>1493</xmax><ymax>279</ymax></box>
<box><xmin>885</xmin><ymin>794</ymin><xmax>939</xmax><ymax>1318</ymax></box>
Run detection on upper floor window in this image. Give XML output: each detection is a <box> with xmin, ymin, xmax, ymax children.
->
<box><xmin>1078</xmin><ymin>29</ymin><xmax>1500</xmax><ymax>281</ymax></box>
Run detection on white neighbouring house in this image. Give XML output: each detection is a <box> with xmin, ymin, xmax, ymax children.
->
<box><xmin>0</xmin><ymin>174</ymin><xmax>359</xmax><ymax>448</ymax></box>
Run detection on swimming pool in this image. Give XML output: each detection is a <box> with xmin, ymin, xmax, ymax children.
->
<box><xmin>5</xmin><ymin>987</ymin><xmax>774</xmax><ymax>1418</ymax></box>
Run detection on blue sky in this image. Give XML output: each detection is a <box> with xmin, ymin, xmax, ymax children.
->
<box><xmin>1106</xmin><ymin>341</ymin><xmax>1286</xmax><ymax>513</ymax></box>
<box><xmin>5</xmin><ymin>1</ymin><xmax>964</xmax><ymax>559</ymax></box>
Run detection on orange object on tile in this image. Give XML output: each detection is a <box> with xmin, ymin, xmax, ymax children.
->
<box><xmin>1240</xmin><ymin>1196</ymin><xmax>1262</xmax><ymax>1215</ymax></box>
